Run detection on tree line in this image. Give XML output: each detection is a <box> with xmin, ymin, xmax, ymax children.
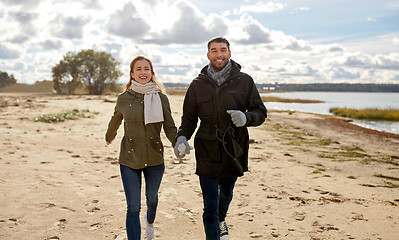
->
<box><xmin>257</xmin><ymin>83</ymin><xmax>399</xmax><ymax>92</ymax></box>
<box><xmin>0</xmin><ymin>71</ymin><xmax>17</xmax><ymax>88</ymax></box>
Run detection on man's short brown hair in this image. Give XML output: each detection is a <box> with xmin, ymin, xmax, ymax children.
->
<box><xmin>207</xmin><ymin>37</ymin><xmax>230</xmax><ymax>51</ymax></box>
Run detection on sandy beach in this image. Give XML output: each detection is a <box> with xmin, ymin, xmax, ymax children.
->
<box><xmin>1</xmin><ymin>92</ymin><xmax>398</xmax><ymax>240</ymax></box>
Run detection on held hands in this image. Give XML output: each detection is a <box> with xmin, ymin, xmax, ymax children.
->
<box><xmin>227</xmin><ymin>110</ymin><xmax>247</xmax><ymax>127</ymax></box>
<box><xmin>174</xmin><ymin>136</ymin><xmax>191</xmax><ymax>158</ymax></box>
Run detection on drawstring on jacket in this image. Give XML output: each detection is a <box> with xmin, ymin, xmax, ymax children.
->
<box><xmin>215</xmin><ymin>124</ymin><xmax>237</xmax><ymax>160</ymax></box>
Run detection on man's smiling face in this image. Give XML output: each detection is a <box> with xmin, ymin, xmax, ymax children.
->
<box><xmin>207</xmin><ymin>42</ymin><xmax>231</xmax><ymax>72</ymax></box>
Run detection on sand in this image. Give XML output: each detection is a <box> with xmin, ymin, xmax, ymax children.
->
<box><xmin>0</xmin><ymin>92</ymin><xmax>398</xmax><ymax>240</ymax></box>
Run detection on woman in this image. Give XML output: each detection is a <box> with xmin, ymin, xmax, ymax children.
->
<box><xmin>105</xmin><ymin>56</ymin><xmax>177</xmax><ymax>240</ymax></box>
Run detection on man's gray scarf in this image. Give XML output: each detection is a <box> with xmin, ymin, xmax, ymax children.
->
<box><xmin>207</xmin><ymin>60</ymin><xmax>232</xmax><ymax>86</ymax></box>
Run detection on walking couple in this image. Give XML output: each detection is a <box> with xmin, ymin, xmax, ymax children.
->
<box><xmin>105</xmin><ymin>37</ymin><xmax>267</xmax><ymax>240</ymax></box>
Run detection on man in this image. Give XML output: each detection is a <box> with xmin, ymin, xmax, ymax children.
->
<box><xmin>174</xmin><ymin>37</ymin><xmax>267</xmax><ymax>240</ymax></box>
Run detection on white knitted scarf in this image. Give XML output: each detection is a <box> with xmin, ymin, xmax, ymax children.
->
<box><xmin>131</xmin><ymin>81</ymin><xmax>164</xmax><ymax>125</ymax></box>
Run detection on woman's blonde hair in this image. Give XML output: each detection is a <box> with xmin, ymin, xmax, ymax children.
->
<box><xmin>125</xmin><ymin>55</ymin><xmax>165</xmax><ymax>92</ymax></box>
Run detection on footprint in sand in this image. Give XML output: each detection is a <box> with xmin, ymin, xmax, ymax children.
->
<box><xmin>293</xmin><ymin>211</ymin><xmax>306</xmax><ymax>221</ymax></box>
<box><xmin>158</xmin><ymin>210</ymin><xmax>176</xmax><ymax>219</ymax></box>
<box><xmin>45</xmin><ymin>236</ymin><xmax>60</xmax><ymax>240</ymax></box>
<box><xmin>90</xmin><ymin>222</ymin><xmax>102</xmax><ymax>230</ymax></box>
<box><xmin>114</xmin><ymin>231</ymin><xmax>127</xmax><ymax>240</ymax></box>
<box><xmin>56</xmin><ymin>219</ymin><xmax>67</xmax><ymax>228</ymax></box>
<box><xmin>86</xmin><ymin>200</ymin><xmax>100</xmax><ymax>213</ymax></box>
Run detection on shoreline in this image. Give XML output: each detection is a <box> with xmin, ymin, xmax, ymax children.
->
<box><xmin>3</xmin><ymin>91</ymin><xmax>399</xmax><ymax>136</ymax></box>
<box><xmin>276</xmin><ymin>110</ymin><xmax>399</xmax><ymax>139</ymax></box>
<box><xmin>1</xmin><ymin>93</ymin><xmax>398</xmax><ymax>240</ymax></box>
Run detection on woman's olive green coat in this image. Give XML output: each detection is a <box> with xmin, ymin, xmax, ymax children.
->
<box><xmin>105</xmin><ymin>90</ymin><xmax>177</xmax><ymax>169</ymax></box>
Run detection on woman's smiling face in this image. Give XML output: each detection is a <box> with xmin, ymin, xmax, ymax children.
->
<box><xmin>130</xmin><ymin>59</ymin><xmax>152</xmax><ymax>84</ymax></box>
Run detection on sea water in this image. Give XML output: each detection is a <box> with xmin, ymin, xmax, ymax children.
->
<box><xmin>262</xmin><ymin>92</ymin><xmax>399</xmax><ymax>134</ymax></box>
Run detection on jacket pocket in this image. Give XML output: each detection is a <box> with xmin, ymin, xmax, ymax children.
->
<box><xmin>225</xmin><ymin>134</ymin><xmax>244</xmax><ymax>175</ymax></box>
<box><xmin>194</xmin><ymin>136</ymin><xmax>220</xmax><ymax>162</ymax></box>
<box><xmin>227</xmin><ymin>135</ymin><xmax>243</xmax><ymax>159</ymax></box>
<box><xmin>196</xmin><ymin>94</ymin><xmax>213</xmax><ymax>116</ymax></box>
<box><xmin>149</xmin><ymin>136</ymin><xmax>163</xmax><ymax>155</ymax></box>
<box><xmin>122</xmin><ymin>100</ymin><xmax>143</xmax><ymax>121</ymax></box>
<box><xmin>120</xmin><ymin>136</ymin><xmax>136</xmax><ymax>160</ymax></box>
<box><xmin>126</xmin><ymin>137</ymin><xmax>135</xmax><ymax>155</ymax></box>
<box><xmin>223</xmin><ymin>91</ymin><xmax>246</xmax><ymax>110</ymax></box>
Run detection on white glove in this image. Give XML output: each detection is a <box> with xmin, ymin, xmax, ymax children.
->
<box><xmin>174</xmin><ymin>136</ymin><xmax>191</xmax><ymax>158</ymax></box>
<box><xmin>227</xmin><ymin>110</ymin><xmax>247</xmax><ymax>127</ymax></box>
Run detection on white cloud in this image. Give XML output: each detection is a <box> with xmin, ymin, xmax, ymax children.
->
<box><xmin>1</xmin><ymin>11</ymin><xmax>38</xmax><ymax>42</ymax></box>
<box><xmin>375</xmin><ymin>53</ymin><xmax>399</xmax><ymax>70</ymax></box>
<box><xmin>142</xmin><ymin>0</ymin><xmax>158</xmax><ymax>6</ymax></box>
<box><xmin>144</xmin><ymin>0</ymin><xmax>228</xmax><ymax>45</ymax></box>
<box><xmin>9</xmin><ymin>11</ymin><xmax>38</xmax><ymax>23</ymax></box>
<box><xmin>106</xmin><ymin>2</ymin><xmax>149</xmax><ymax>39</ymax></box>
<box><xmin>323</xmin><ymin>52</ymin><xmax>399</xmax><ymax>71</ymax></box>
<box><xmin>53</xmin><ymin>15</ymin><xmax>91</xmax><ymax>39</ymax></box>
<box><xmin>338</xmin><ymin>33</ymin><xmax>399</xmax><ymax>55</ymax></box>
<box><xmin>0</xmin><ymin>45</ymin><xmax>20</xmax><ymax>59</ymax></box>
<box><xmin>330</xmin><ymin>67</ymin><xmax>361</xmax><ymax>80</ymax></box>
<box><xmin>40</xmin><ymin>39</ymin><xmax>63</xmax><ymax>50</ymax></box>
<box><xmin>385</xmin><ymin>1</ymin><xmax>399</xmax><ymax>10</ymax></box>
<box><xmin>0</xmin><ymin>0</ymin><xmax>43</xmax><ymax>8</ymax></box>
<box><xmin>232</xmin><ymin>14</ymin><xmax>272</xmax><ymax>44</ymax></box>
<box><xmin>9</xmin><ymin>35</ymin><xmax>30</xmax><ymax>44</ymax></box>
<box><xmin>285</xmin><ymin>38</ymin><xmax>313</xmax><ymax>51</ymax></box>
<box><xmin>0</xmin><ymin>0</ymin><xmax>398</xmax><ymax>85</ymax></box>
<box><xmin>235</xmin><ymin>1</ymin><xmax>285</xmax><ymax>14</ymax></box>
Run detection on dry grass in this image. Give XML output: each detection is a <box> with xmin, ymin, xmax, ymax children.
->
<box><xmin>165</xmin><ymin>89</ymin><xmax>187</xmax><ymax>96</ymax></box>
<box><xmin>261</xmin><ymin>96</ymin><xmax>324</xmax><ymax>103</ymax></box>
<box><xmin>330</xmin><ymin>108</ymin><xmax>399</xmax><ymax>121</ymax></box>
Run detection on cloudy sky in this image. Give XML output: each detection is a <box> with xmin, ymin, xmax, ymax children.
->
<box><xmin>0</xmin><ymin>0</ymin><xmax>398</xmax><ymax>85</ymax></box>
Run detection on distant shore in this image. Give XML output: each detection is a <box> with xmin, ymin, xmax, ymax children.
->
<box><xmin>2</xmin><ymin>81</ymin><xmax>399</xmax><ymax>94</ymax></box>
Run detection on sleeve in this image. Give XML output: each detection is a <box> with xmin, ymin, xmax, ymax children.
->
<box><xmin>161</xmin><ymin>94</ymin><xmax>177</xmax><ymax>147</ymax></box>
<box><xmin>105</xmin><ymin>96</ymin><xmax>124</xmax><ymax>143</ymax></box>
<box><xmin>243</xmin><ymin>76</ymin><xmax>267</xmax><ymax>127</ymax></box>
<box><xmin>176</xmin><ymin>83</ymin><xmax>199</xmax><ymax>140</ymax></box>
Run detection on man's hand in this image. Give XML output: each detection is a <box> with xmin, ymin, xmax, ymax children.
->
<box><xmin>174</xmin><ymin>136</ymin><xmax>191</xmax><ymax>158</ymax></box>
<box><xmin>227</xmin><ymin>110</ymin><xmax>247</xmax><ymax>127</ymax></box>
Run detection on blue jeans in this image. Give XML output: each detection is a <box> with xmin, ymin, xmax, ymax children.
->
<box><xmin>120</xmin><ymin>164</ymin><xmax>165</xmax><ymax>240</ymax></box>
<box><xmin>199</xmin><ymin>176</ymin><xmax>237</xmax><ymax>240</ymax></box>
